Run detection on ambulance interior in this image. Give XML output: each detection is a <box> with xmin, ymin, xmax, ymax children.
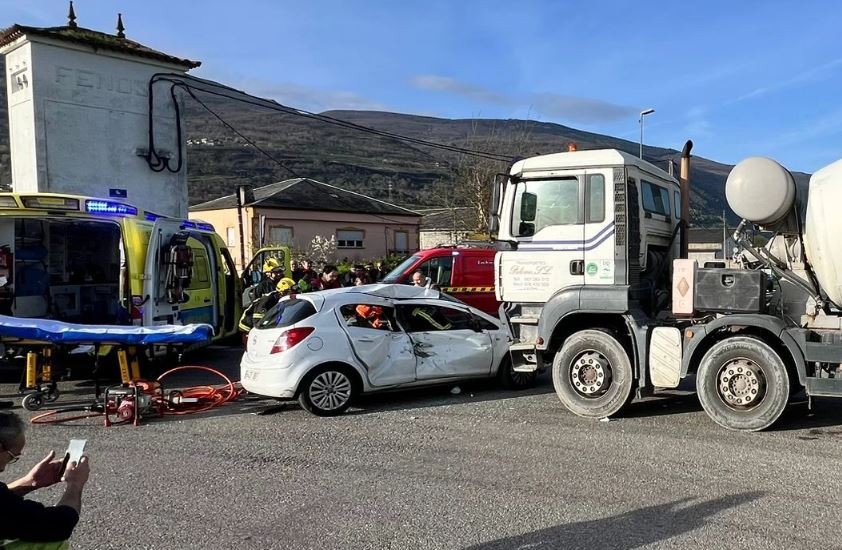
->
<box><xmin>0</xmin><ymin>218</ymin><xmax>125</xmax><ymax>324</ymax></box>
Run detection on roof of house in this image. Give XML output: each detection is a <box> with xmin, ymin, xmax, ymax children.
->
<box><xmin>418</xmin><ymin>207</ymin><xmax>476</xmax><ymax>231</ymax></box>
<box><xmin>0</xmin><ymin>24</ymin><xmax>200</xmax><ymax>68</ymax></box>
<box><xmin>689</xmin><ymin>228</ymin><xmax>736</xmax><ymax>244</ymax></box>
<box><xmin>190</xmin><ymin>178</ymin><xmax>420</xmax><ymax>218</ymax></box>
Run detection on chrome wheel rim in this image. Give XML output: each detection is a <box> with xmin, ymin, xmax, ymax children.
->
<box><xmin>716</xmin><ymin>357</ymin><xmax>766</xmax><ymax>410</ymax></box>
<box><xmin>309</xmin><ymin>371</ymin><xmax>352</xmax><ymax>410</ymax></box>
<box><xmin>570</xmin><ymin>350</ymin><xmax>612</xmax><ymax>397</ymax></box>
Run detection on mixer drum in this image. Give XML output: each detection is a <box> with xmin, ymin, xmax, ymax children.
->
<box><xmin>804</xmin><ymin>158</ymin><xmax>842</xmax><ymax>307</ymax></box>
<box><xmin>726</xmin><ymin>157</ymin><xmax>796</xmax><ymax>226</ymax></box>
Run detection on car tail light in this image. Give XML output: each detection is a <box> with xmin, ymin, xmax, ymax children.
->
<box><xmin>270</xmin><ymin>327</ymin><xmax>315</xmax><ymax>354</ymax></box>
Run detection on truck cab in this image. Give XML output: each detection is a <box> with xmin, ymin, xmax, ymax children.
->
<box><xmin>382</xmin><ymin>247</ymin><xmax>500</xmax><ymax>315</ymax></box>
<box><xmin>492</xmin><ymin>149</ymin><xmax>682</xmax><ymax>372</ymax></box>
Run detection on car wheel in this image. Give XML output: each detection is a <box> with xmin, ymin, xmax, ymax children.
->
<box><xmin>298</xmin><ymin>365</ymin><xmax>357</xmax><ymax>416</ymax></box>
<box><xmin>497</xmin><ymin>355</ymin><xmax>536</xmax><ymax>390</ymax></box>
<box><xmin>696</xmin><ymin>336</ymin><xmax>790</xmax><ymax>431</ymax></box>
<box><xmin>552</xmin><ymin>329</ymin><xmax>634</xmax><ymax>418</ymax></box>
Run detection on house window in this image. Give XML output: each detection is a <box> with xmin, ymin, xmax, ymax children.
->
<box><xmin>268</xmin><ymin>226</ymin><xmax>293</xmax><ymax>246</ymax></box>
<box><xmin>337</xmin><ymin>229</ymin><xmax>364</xmax><ymax>249</ymax></box>
<box><xmin>394</xmin><ymin>231</ymin><xmax>408</xmax><ymax>253</ymax></box>
<box><xmin>226</xmin><ymin>227</ymin><xmax>237</xmax><ymax>248</ymax></box>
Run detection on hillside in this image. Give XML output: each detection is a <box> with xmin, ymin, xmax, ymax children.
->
<box><xmin>0</xmin><ymin>58</ymin><xmax>809</xmax><ymax>226</ymax></box>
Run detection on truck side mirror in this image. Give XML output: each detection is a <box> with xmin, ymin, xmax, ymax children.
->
<box><xmin>520</xmin><ymin>192</ymin><xmax>537</xmax><ymax>222</ymax></box>
<box><xmin>518</xmin><ymin>222</ymin><xmax>535</xmax><ymax>237</ymax></box>
<box><xmin>488</xmin><ymin>173</ymin><xmax>506</xmax><ymax>233</ymax></box>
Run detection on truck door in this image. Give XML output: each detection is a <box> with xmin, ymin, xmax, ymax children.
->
<box><xmin>499</xmin><ymin>174</ymin><xmax>585</xmax><ymax>303</ymax></box>
<box><xmin>582</xmin><ymin>171</ymin><xmax>616</xmax><ymax>285</ymax></box>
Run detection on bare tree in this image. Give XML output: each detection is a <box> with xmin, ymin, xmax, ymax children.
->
<box><xmin>431</xmin><ymin>119</ymin><xmax>534</xmax><ymax>238</ymax></box>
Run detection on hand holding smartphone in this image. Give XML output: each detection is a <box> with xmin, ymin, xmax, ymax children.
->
<box><xmin>59</xmin><ymin>439</ymin><xmax>87</xmax><ymax>476</ymax></box>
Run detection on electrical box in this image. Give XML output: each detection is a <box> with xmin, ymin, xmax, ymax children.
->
<box><xmin>695</xmin><ymin>268</ymin><xmax>767</xmax><ymax>314</ymax></box>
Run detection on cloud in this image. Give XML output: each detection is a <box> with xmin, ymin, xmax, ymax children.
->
<box><xmin>248</xmin><ymin>81</ymin><xmax>389</xmax><ymax>113</ymax></box>
<box><xmin>530</xmin><ymin>93</ymin><xmax>637</xmax><ymax>124</ymax></box>
<box><xmin>410</xmin><ymin>75</ymin><xmax>513</xmax><ymax>106</ymax></box>
<box><xmin>728</xmin><ymin>57</ymin><xmax>842</xmax><ymax>105</ymax></box>
<box><xmin>410</xmin><ymin>74</ymin><xmax>636</xmax><ymax>124</ymax></box>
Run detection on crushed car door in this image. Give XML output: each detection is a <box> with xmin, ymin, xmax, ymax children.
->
<box><xmin>396</xmin><ymin>302</ymin><xmax>493</xmax><ymax>380</ymax></box>
<box><xmin>337</xmin><ymin>302</ymin><xmax>416</xmax><ymax>387</ymax></box>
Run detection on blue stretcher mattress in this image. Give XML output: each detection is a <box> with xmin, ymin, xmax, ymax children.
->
<box><xmin>0</xmin><ymin>315</ymin><xmax>214</xmax><ymax>345</ymax></box>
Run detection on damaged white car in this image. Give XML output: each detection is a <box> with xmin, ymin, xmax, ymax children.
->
<box><xmin>240</xmin><ymin>284</ymin><xmax>535</xmax><ymax>415</ymax></box>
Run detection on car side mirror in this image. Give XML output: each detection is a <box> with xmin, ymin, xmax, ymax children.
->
<box><xmin>470</xmin><ymin>315</ymin><xmax>483</xmax><ymax>332</ymax></box>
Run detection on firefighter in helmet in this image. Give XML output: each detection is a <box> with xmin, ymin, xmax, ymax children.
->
<box><xmin>256</xmin><ymin>258</ymin><xmax>285</xmax><ymax>296</ymax></box>
<box><xmin>355</xmin><ymin>304</ymin><xmax>387</xmax><ymax>330</ymax></box>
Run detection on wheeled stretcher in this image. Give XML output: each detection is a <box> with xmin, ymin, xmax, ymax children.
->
<box><xmin>0</xmin><ymin>315</ymin><xmax>213</xmax><ymax>410</ymax></box>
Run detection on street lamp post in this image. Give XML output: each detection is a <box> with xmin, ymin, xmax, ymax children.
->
<box><xmin>639</xmin><ymin>108</ymin><xmax>655</xmax><ymax>159</ymax></box>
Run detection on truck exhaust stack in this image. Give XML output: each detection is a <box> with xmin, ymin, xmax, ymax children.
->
<box><xmin>679</xmin><ymin>140</ymin><xmax>693</xmax><ymax>259</ymax></box>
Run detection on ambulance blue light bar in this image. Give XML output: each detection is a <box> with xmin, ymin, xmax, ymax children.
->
<box><xmin>85</xmin><ymin>200</ymin><xmax>138</xmax><ymax>216</ymax></box>
<box><xmin>179</xmin><ymin>221</ymin><xmax>214</xmax><ymax>231</ymax></box>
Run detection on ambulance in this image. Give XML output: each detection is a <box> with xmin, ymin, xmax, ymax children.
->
<box><xmin>0</xmin><ymin>192</ymin><xmax>241</xmax><ymax>341</ymax></box>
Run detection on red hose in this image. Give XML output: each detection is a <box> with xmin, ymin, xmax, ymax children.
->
<box><xmin>156</xmin><ymin>365</ymin><xmax>243</xmax><ymax>415</ymax></box>
<box><xmin>29</xmin><ymin>365</ymin><xmax>242</xmax><ymax>424</ymax></box>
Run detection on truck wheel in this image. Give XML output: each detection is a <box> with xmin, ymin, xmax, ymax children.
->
<box><xmin>298</xmin><ymin>365</ymin><xmax>357</xmax><ymax>416</ymax></box>
<box><xmin>497</xmin><ymin>356</ymin><xmax>537</xmax><ymax>390</ymax></box>
<box><xmin>697</xmin><ymin>336</ymin><xmax>790</xmax><ymax>431</ymax></box>
<box><xmin>552</xmin><ymin>330</ymin><xmax>634</xmax><ymax>418</ymax></box>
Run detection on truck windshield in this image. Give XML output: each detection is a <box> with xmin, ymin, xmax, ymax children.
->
<box><xmin>512</xmin><ymin>177</ymin><xmax>580</xmax><ymax>237</ymax></box>
<box><xmin>382</xmin><ymin>255</ymin><xmax>420</xmax><ymax>283</ymax></box>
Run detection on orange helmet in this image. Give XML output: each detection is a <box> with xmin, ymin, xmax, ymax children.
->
<box><xmin>356</xmin><ymin>304</ymin><xmax>383</xmax><ymax>319</ymax></box>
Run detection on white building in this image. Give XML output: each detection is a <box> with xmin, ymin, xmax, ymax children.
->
<box><xmin>0</xmin><ymin>12</ymin><xmax>200</xmax><ymax>217</ymax></box>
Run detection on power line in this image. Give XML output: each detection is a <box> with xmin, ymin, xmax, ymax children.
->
<box><xmin>148</xmin><ymin>72</ymin><xmax>515</xmax><ymax>164</ymax></box>
<box><xmin>183</xmin><ymin>85</ymin><xmax>419</xmax><ymax>226</ymax></box>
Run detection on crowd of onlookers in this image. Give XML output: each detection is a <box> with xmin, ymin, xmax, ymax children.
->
<box><xmin>289</xmin><ymin>259</ymin><xmax>391</xmax><ymax>290</ymax></box>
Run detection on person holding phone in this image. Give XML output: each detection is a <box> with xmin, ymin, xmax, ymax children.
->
<box><xmin>0</xmin><ymin>411</ymin><xmax>90</xmax><ymax>545</ymax></box>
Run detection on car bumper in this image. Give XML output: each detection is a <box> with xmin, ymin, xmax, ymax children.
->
<box><xmin>240</xmin><ymin>355</ymin><xmax>298</xmax><ymax>399</ymax></box>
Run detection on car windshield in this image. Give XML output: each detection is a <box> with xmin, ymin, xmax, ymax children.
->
<box><xmin>382</xmin><ymin>254</ymin><xmax>420</xmax><ymax>283</ymax></box>
<box><xmin>256</xmin><ymin>298</ymin><xmax>317</xmax><ymax>329</ymax></box>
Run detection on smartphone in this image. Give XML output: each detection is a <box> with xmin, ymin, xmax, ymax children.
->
<box><xmin>60</xmin><ymin>439</ymin><xmax>87</xmax><ymax>475</ymax></box>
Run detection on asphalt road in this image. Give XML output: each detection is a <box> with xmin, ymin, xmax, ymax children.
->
<box><xmin>3</xmin><ymin>346</ymin><xmax>842</xmax><ymax>549</ymax></box>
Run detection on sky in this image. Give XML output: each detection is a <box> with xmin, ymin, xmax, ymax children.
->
<box><xmin>4</xmin><ymin>0</ymin><xmax>842</xmax><ymax>172</ymax></box>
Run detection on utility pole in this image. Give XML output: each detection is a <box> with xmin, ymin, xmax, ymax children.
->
<box><xmin>236</xmin><ymin>185</ymin><xmax>248</xmax><ymax>270</ymax></box>
<box><xmin>722</xmin><ymin>210</ymin><xmax>727</xmax><ymax>261</ymax></box>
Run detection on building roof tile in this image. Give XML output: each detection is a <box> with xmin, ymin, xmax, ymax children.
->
<box><xmin>190</xmin><ymin>178</ymin><xmax>420</xmax><ymax>218</ymax></box>
<box><xmin>0</xmin><ymin>24</ymin><xmax>200</xmax><ymax>68</ymax></box>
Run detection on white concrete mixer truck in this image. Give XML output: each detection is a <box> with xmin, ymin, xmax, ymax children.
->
<box><xmin>492</xmin><ymin>141</ymin><xmax>842</xmax><ymax>431</ymax></box>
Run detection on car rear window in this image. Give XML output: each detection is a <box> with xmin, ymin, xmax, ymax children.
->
<box><xmin>256</xmin><ymin>298</ymin><xmax>317</xmax><ymax>329</ymax></box>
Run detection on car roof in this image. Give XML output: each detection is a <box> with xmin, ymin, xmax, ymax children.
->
<box><xmin>313</xmin><ymin>283</ymin><xmax>442</xmax><ymax>303</ymax></box>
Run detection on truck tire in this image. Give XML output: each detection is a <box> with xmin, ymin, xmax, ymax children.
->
<box><xmin>552</xmin><ymin>329</ymin><xmax>634</xmax><ymax>418</ymax></box>
<box><xmin>696</xmin><ymin>336</ymin><xmax>790</xmax><ymax>431</ymax></box>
